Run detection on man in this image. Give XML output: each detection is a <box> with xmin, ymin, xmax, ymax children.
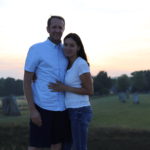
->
<box><xmin>24</xmin><ymin>16</ymin><xmax>69</xmax><ymax>150</ymax></box>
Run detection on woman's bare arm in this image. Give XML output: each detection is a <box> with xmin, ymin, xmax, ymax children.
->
<box><xmin>49</xmin><ymin>72</ymin><xmax>94</xmax><ymax>95</ymax></box>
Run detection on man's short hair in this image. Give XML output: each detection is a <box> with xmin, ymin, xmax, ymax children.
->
<box><xmin>47</xmin><ymin>16</ymin><xmax>65</xmax><ymax>27</ymax></box>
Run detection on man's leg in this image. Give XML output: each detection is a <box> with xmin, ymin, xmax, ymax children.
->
<box><xmin>53</xmin><ymin>110</ymin><xmax>72</xmax><ymax>150</ymax></box>
<box><xmin>28</xmin><ymin>146</ymin><xmax>42</xmax><ymax>150</ymax></box>
<box><xmin>28</xmin><ymin>105</ymin><xmax>52</xmax><ymax>149</ymax></box>
<box><xmin>51</xmin><ymin>143</ymin><xmax>62</xmax><ymax>150</ymax></box>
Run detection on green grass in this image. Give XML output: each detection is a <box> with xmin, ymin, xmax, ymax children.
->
<box><xmin>0</xmin><ymin>94</ymin><xmax>150</xmax><ymax>130</ymax></box>
<box><xmin>1</xmin><ymin>94</ymin><xmax>150</xmax><ymax>150</ymax></box>
<box><xmin>0</xmin><ymin>98</ymin><xmax>29</xmax><ymax>127</ymax></box>
<box><xmin>90</xmin><ymin>94</ymin><xmax>150</xmax><ymax>130</ymax></box>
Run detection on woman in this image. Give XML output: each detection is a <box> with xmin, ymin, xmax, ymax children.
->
<box><xmin>48</xmin><ymin>33</ymin><xmax>93</xmax><ymax>150</ymax></box>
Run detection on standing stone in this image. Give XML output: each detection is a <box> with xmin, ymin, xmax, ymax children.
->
<box><xmin>133</xmin><ymin>93</ymin><xmax>139</xmax><ymax>104</ymax></box>
<box><xmin>2</xmin><ymin>95</ymin><xmax>21</xmax><ymax>116</ymax></box>
<box><xmin>118</xmin><ymin>92</ymin><xmax>127</xmax><ymax>103</ymax></box>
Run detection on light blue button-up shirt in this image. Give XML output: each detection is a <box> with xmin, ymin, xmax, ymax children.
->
<box><xmin>24</xmin><ymin>39</ymin><xmax>68</xmax><ymax>111</ymax></box>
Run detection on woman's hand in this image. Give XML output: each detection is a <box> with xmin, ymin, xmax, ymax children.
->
<box><xmin>48</xmin><ymin>81</ymin><xmax>67</xmax><ymax>92</ymax></box>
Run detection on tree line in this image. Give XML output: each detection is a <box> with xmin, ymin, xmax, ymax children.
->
<box><xmin>0</xmin><ymin>77</ymin><xmax>23</xmax><ymax>97</ymax></box>
<box><xmin>94</xmin><ymin>70</ymin><xmax>150</xmax><ymax>95</ymax></box>
<box><xmin>0</xmin><ymin>70</ymin><xmax>150</xmax><ymax>97</ymax></box>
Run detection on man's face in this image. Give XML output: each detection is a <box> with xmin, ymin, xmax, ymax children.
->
<box><xmin>47</xmin><ymin>18</ymin><xmax>65</xmax><ymax>41</ymax></box>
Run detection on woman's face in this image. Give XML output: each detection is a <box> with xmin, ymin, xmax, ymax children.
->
<box><xmin>64</xmin><ymin>38</ymin><xmax>80</xmax><ymax>58</ymax></box>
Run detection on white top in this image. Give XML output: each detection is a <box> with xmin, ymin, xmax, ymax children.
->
<box><xmin>24</xmin><ymin>39</ymin><xmax>68</xmax><ymax>111</ymax></box>
<box><xmin>65</xmin><ymin>57</ymin><xmax>91</xmax><ymax>108</ymax></box>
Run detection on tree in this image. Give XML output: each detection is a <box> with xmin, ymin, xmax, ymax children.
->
<box><xmin>0</xmin><ymin>77</ymin><xmax>23</xmax><ymax>97</ymax></box>
<box><xmin>143</xmin><ymin>71</ymin><xmax>150</xmax><ymax>92</ymax></box>
<box><xmin>14</xmin><ymin>79</ymin><xmax>24</xmax><ymax>96</ymax></box>
<box><xmin>3</xmin><ymin>78</ymin><xmax>16</xmax><ymax>96</ymax></box>
<box><xmin>93</xmin><ymin>71</ymin><xmax>112</xmax><ymax>95</ymax></box>
<box><xmin>116</xmin><ymin>74</ymin><xmax>130</xmax><ymax>103</ymax></box>
<box><xmin>0</xmin><ymin>77</ymin><xmax>23</xmax><ymax>116</ymax></box>
<box><xmin>0</xmin><ymin>78</ymin><xmax>5</xmax><ymax>96</ymax></box>
<box><xmin>131</xmin><ymin>71</ymin><xmax>146</xmax><ymax>93</ymax></box>
<box><xmin>116</xmin><ymin>74</ymin><xmax>130</xmax><ymax>92</ymax></box>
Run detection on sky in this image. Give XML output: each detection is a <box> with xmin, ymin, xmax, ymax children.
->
<box><xmin>0</xmin><ymin>0</ymin><xmax>150</xmax><ymax>79</ymax></box>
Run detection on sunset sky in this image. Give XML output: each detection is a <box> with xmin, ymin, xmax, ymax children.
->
<box><xmin>0</xmin><ymin>0</ymin><xmax>150</xmax><ymax>79</ymax></box>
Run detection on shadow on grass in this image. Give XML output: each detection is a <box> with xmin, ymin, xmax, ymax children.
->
<box><xmin>1</xmin><ymin>126</ymin><xmax>150</xmax><ymax>150</ymax></box>
<box><xmin>89</xmin><ymin>127</ymin><xmax>150</xmax><ymax>150</ymax></box>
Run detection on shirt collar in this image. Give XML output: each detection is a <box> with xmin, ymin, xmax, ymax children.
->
<box><xmin>47</xmin><ymin>37</ymin><xmax>62</xmax><ymax>47</ymax></box>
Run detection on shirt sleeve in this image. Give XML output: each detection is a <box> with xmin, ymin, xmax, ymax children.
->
<box><xmin>24</xmin><ymin>46</ymin><xmax>40</xmax><ymax>72</ymax></box>
<box><xmin>78</xmin><ymin>62</ymin><xmax>90</xmax><ymax>76</ymax></box>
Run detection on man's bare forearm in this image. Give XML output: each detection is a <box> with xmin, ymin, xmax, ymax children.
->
<box><xmin>23</xmin><ymin>72</ymin><xmax>36</xmax><ymax>111</ymax></box>
<box><xmin>23</xmin><ymin>71</ymin><xmax>42</xmax><ymax>126</ymax></box>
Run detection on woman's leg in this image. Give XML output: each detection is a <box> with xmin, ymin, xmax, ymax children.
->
<box><xmin>69</xmin><ymin>109</ymin><xmax>81</xmax><ymax>150</ymax></box>
<box><xmin>69</xmin><ymin>107</ymin><xmax>92</xmax><ymax>150</ymax></box>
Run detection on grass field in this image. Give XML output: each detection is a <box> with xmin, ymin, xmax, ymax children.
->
<box><xmin>1</xmin><ymin>94</ymin><xmax>150</xmax><ymax>150</ymax></box>
<box><xmin>1</xmin><ymin>94</ymin><xmax>150</xmax><ymax>129</ymax></box>
<box><xmin>91</xmin><ymin>94</ymin><xmax>150</xmax><ymax>130</ymax></box>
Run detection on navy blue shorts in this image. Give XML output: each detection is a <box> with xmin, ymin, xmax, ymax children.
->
<box><xmin>29</xmin><ymin>104</ymin><xmax>71</xmax><ymax>148</ymax></box>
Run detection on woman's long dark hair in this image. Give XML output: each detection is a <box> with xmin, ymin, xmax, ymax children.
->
<box><xmin>64</xmin><ymin>33</ymin><xmax>89</xmax><ymax>65</ymax></box>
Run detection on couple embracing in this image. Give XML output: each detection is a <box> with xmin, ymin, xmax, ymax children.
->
<box><xmin>24</xmin><ymin>15</ymin><xmax>93</xmax><ymax>150</ymax></box>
